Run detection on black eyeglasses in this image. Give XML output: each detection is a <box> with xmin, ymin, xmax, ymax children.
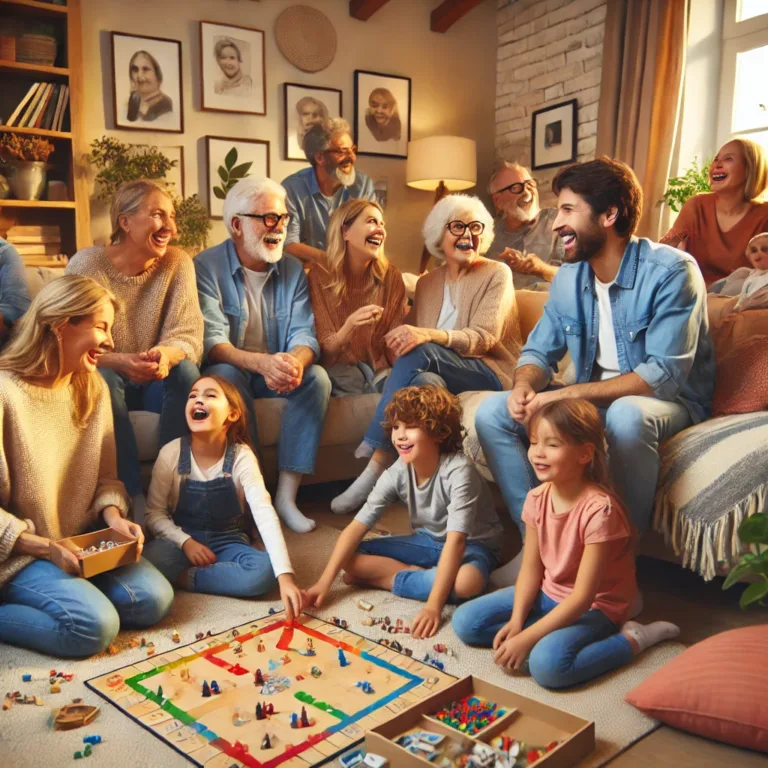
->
<box><xmin>494</xmin><ymin>179</ymin><xmax>537</xmax><ymax>195</ymax></box>
<box><xmin>446</xmin><ymin>220</ymin><xmax>485</xmax><ymax>237</ymax></box>
<box><xmin>237</xmin><ymin>213</ymin><xmax>292</xmax><ymax>228</ymax></box>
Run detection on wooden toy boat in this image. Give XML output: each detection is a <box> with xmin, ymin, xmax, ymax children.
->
<box><xmin>54</xmin><ymin>701</ymin><xmax>99</xmax><ymax>730</ymax></box>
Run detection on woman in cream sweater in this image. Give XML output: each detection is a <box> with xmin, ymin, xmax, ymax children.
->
<box><xmin>332</xmin><ymin>194</ymin><xmax>522</xmax><ymax>513</ymax></box>
<box><xmin>0</xmin><ymin>275</ymin><xmax>173</xmax><ymax>658</ymax></box>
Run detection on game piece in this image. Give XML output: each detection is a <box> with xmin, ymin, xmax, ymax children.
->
<box><xmin>156</xmin><ymin>685</ymin><xmax>163</xmax><ymax>699</ymax></box>
<box><xmin>281</xmin><ymin>654</ymin><xmax>291</xmax><ymax>665</ymax></box>
<box><xmin>254</xmin><ymin>669</ymin><xmax>264</xmax><ymax>685</ymax></box>
<box><xmin>210</xmin><ymin>681</ymin><xmax>220</xmax><ymax>695</ymax></box>
<box><xmin>129</xmin><ymin>637</ymin><xmax>140</xmax><ymax>648</ymax></box>
<box><xmin>22</xmin><ymin>673</ymin><xmax>31</xmax><ymax>682</ymax></box>
<box><xmin>311</xmin><ymin>665</ymin><xmax>322</xmax><ymax>677</ymax></box>
<box><xmin>261</xmin><ymin>733</ymin><xmax>272</xmax><ymax>750</ymax></box>
<box><xmin>340</xmin><ymin>750</ymin><xmax>366</xmax><ymax>768</ymax></box>
<box><xmin>50</xmin><ymin>681</ymin><xmax>61</xmax><ymax>693</ymax></box>
<box><xmin>290</xmin><ymin>712</ymin><xmax>298</xmax><ymax>729</ymax></box>
<box><xmin>300</xmin><ymin>706</ymin><xmax>310</xmax><ymax>727</ymax></box>
<box><xmin>268</xmin><ymin>607</ymin><xmax>277</xmax><ymax>615</ymax></box>
<box><xmin>172</xmin><ymin>630</ymin><xmax>180</xmax><ymax>644</ymax></box>
<box><xmin>255</xmin><ymin>703</ymin><xmax>264</xmax><ymax>720</ymax></box>
<box><xmin>146</xmin><ymin>644</ymin><xmax>155</xmax><ymax>656</ymax></box>
<box><xmin>179</xmin><ymin>667</ymin><xmax>190</xmax><ymax>683</ymax></box>
<box><xmin>389</xmin><ymin>640</ymin><xmax>403</xmax><ymax>653</ymax></box>
<box><xmin>265</xmin><ymin>702</ymin><xmax>274</xmax><ymax>715</ymax></box>
<box><xmin>330</xmin><ymin>616</ymin><xmax>348</xmax><ymax>628</ymax></box>
<box><xmin>356</xmin><ymin>681</ymin><xmax>374</xmax><ymax>694</ymax></box>
<box><xmin>195</xmin><ymin>632</ymin><xmax>205</xmax><ymax>641</ymax></box>
<box><xmin>268</xmin><ymin>658</ymin><xmax>279</xmax><ymax>671</ymax></box>
<box><xmin>337</xmin><ymin>648</ymin><xmax>349</xmax><ymax>667</ymax></box>
<box><xmin>257</xmin><ymin>640</ymin><xmax>265</xmax><ymax>652</ymax></box>
<box><xmin>140</xmin><ymin>637</ymin><xmax>146</xmax><ymax>648</ymax></box>
<box><xmin>232</xmin><ymin>706</ymin><xmax>248</xmax><ymax>726</ymax></box>
<box><xmin>357</xmin><ymin>599</ymin><xmax>373</xmax><ymax>611</ymax></box>
<box><xmin>361</xmin><ymin>617</ymin><xmax>374</xmax><ymax>626</ymax></box>
<box><xmin>74</xmin><ymin>752</ymin><xmax>83</xmax><ymax>760</ymax></box>
<box><xmin>83</xmin><ymin>745</ymin><xmax>93</xmax><ymax>757</ymax></box>
<box><xmin>83</xmin><ymin>736</ymin><xmax>102</xmax><ymax>745</ymax></box>
<box><xmin>202</xmin><ymin>681</ymin><xmax>211</xmax><ymax>698</ymax></box>
<box><xmin>363</xmin><ymin>754</ymin><xmax>388</xmax><ymax>768</ymax></box>
<box><xmin>107</xmin><ymin>644</ymin><xmax>119</xmax><ymax>655</ymax></box>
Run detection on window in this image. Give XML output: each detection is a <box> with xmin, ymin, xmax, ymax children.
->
<box><xmin>739</xmin><ymin>0</ymin><xmax>768</xmax><ymax>22</ymax></box>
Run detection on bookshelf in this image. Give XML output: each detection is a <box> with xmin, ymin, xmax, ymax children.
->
<box><xmin>0</xmin><ymin>0</ymin><xmax>89</xmax><ymax>265</ymax></box>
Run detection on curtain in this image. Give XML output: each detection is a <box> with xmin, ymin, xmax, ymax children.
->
<box><xmin>596</xmin><ymin>0</ymin><xmax>688</xmax><ymax>240</ymax></box>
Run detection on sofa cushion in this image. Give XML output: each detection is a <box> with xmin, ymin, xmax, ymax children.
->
<box><xmin>712</xmin><ymin>335</ymin><xmax>768</xmax><ymax>416</ymax></box>
<box><xmin>625</xmin><ymin>625</ymin><xmax>768</xmax><ymax>753</ymax></box>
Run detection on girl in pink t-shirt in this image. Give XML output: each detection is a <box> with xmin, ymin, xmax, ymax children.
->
<box><xmin>453</xmin><ymin>399</ymin><xmax>679</xmax><ymax>689</ymax></box>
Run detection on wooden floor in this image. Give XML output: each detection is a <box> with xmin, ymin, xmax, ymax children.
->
<box><xmin>299</xmin><ymin>482</ymin><xmax>766</xmax><ymax>767</ymax></box>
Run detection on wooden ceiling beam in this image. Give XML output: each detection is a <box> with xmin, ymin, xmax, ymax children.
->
<box><xmin>431</xmin><ymin>0</ymin><xmax>486</xmax><ymax>33</ymax></box>
<box><xmin>349</xmin><ymin>0</ymin><xmax>392</xmax><ymax>21</ymax></box>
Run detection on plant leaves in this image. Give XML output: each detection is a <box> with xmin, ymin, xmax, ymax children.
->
<box><xmin>217</xmin><ymin>165</ymin><xmax>229</xmax><ymax>182</ymax></box>
<box><xmin>224</xmin><ymin>147</ymin><xmax>238</xmax><ymax>170</ymax></box>
<box><xmin>739</xmin><ymin>579</ymin><xmax>768</xmax><ymax>609</ymax></box>
<box><xmin>722</xmin><ymin>560</ymin><xmax>754</xmax><ymax>590</ymax></box>
<box><xmin>230</xmin><ymin>161</ymin><xmax>253</xmax><ymax>179</ymax></box>
<box><xmin>738</xmin><ymin>513</ymin><xmax>768</xmax><ymax>544</ymax></box>
<box><xmin>213</xmin><ymin>187</ymin><xmax>226</xmax><ymax>200</ymax></box>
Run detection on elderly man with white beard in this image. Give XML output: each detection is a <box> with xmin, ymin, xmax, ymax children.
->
<box><xmin>195</xmin><ymin>177</ymin><xmax>331</xmax><ymax>534</ymax></box>
<box><xmin>487</xmin><ymin>161</ymin><xmax>563</xmax><ymax>290</ymax></box>
<box><xmin>282</xmin><ymin>118</ymin><xmax>377</xmax><ymax>265</ymax></box>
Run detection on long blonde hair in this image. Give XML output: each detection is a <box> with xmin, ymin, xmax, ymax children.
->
<box><xmin>324</xmin><ymin>198</ymin><xmax>389</xmax><ymax>299</ymax></box>
<box><xmin>109</xmin><ymin>178</ymin><xmax>173</xmax><ymax>244</ymax></box>
<box><xmin>0</xmin><ymin>275</ymin><xmax>118</xmax><ymax>428</ymax></box>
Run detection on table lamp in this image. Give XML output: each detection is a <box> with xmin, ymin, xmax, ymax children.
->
<box><xmin>406</xmin><ymin>135</ymin><xmax>477</xmax><ymax>272</ymax></box>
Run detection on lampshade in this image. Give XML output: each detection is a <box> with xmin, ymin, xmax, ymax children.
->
<box><xmin>406</xmin><ymin>136</ymin><xmax>477</xmax><ymax>192</ymax></box>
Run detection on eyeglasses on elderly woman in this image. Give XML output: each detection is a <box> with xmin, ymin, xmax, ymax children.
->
<box><xmin>446</xmin><ymin>220</ymin><xmax>485</xmax><ymax>237</ymax></box>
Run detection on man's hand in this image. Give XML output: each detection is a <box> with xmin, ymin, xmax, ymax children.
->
<box><xmin>182</xmin><ymin>538</ymin><xmax>217</xmax><ymax>567</ymax></box>
<box><xmin>507</xmin><ymin>383</ymin><xmax>536</xmax><ymax>422</ymax></box>
<box><xmin>109</xmin><ymin>353</ymin><xmax>159</xmax><ymax>383</ymax></box>
<box><xmin>260</xmin><ymin>352</ymin><xmax>302</xmax><ymax>394</ymax></box>
<box><xmin>493</xmin><ymin>619</ymin><xmax>523</xmax><ymax>650</ymax></box>
<box><xmin>277</xmin><ymin>573</ymin><xmax>304</xmax><ymax>621</ymax></box>
<box><xmin>103</xmin><ymin>506</ymin><xmax>144</xmax><ymax>558</ymax></box>
<box><xmin>49</xmin><ymin>540</ymin><xmax>82</xmax><ymax>576</ymax></box>
<box><xmin>303</xmin><ymin>578</ymin><xmax>331</xmax><ymax>609</ymax></box>
<box><xmin>494</xmin><ymin>631</ymin><xmax>536</xmax><ymax>672</ymax></box>
<box><xmin>502</xmin><ymin>249</ymin><xmax>545</xmax><ymax>276</ymax></box>
<box><xmin>411</xmin><ymin>606</ymin><xmax>441</xmax><ymax>639</ymax></box>
<box><xmin>384</xmin><ymin>325</ymin><xmax>430</xmax><ymax>358</ymax></box>
<box><xmin>524</xmin><ymin>388</ymin><xmax>567</xmax><ymax>421</ymax></box>
<box><xmin>343</xmin><ymin>305</ymin><xmax>384</xmax><ymax>333</ymax></box>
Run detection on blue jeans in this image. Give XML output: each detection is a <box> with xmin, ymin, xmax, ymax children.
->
<box><xmin>356</xmin><ymin>531</ymin><xmax>500</xmax><ymax>603</ymax></box>
<box><xmin>363</xmin><ymin>343</ymin><xmax>502</xmax><ymax>451</ymax></box>
<box><xmin>0</xmin><ymin>558</ymin><xmax>173</xmax><ymax>658</ymax></box>
<box><xmin>475</xmin><ymin>392</ymin><xmax>692</xmax><ymax>533</ymax></box>
<box><xmin>143</xmin><ymin>530</ymin><xmax>277</xmax><ymax>599</ymax></box>
<box><xmin>101</xmin><ymin>358</ymin><xmax>200</xmax><ymax>497</ymax></box>
<box><xmin>452</xmin><ymin>587</ymin><xmax>632</xmax><ymax>689</ymax></box>
<box><xmin>205</xmin><ymin>362</ymin><xmax>331</xmax><ymax>475</ymax></box>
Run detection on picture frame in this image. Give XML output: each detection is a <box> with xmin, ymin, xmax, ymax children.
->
<box><xmin>111</xmin><ymin>32</ymin><xmax>183</xmax><ymax>133</ymax></box>
<box><xmin>354</xmin><ymin>70</ymin><xmax>411</xmax><ymax>159</ymax></box>
<box><xmin>283</xmin><ymin>83</ymin><xmax>343</xmax><ymax>162</ymax></box>
<box><xmin>531</xmin><ymin>99</ymin><xmax>578</xmax><ymax>170</ymax></box>
<box><xmin>200</xmin><ymin>21</ymin><xmax>266</xmax><ymax>115</ymax></box>
<box><xmin>205</xmin><ymin>136</ymin><xmax>270</xmax><ymax>219</ymax></box>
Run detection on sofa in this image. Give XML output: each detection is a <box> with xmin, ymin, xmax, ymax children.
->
<box><xmin>24</xmin><ymin>268</ymin><xmax>768</xmax><ymax>580</ymax></box>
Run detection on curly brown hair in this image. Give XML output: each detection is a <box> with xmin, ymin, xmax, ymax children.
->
<box><xmin>383</xmin><ymin>386</ymin><xmax>464</xmax><ymax>454</ymax></box>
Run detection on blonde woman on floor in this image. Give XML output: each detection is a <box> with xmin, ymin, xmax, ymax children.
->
<box><xmin>308</xmin><ymin>198</ymin><xmax>406</xmax><ymax>396</ymax></box>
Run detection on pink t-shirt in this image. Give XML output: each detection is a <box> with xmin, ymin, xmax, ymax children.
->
<box><xmin>522</xmin><ymin>482</ymin><xmax>640</xmax><ymax>624</ymax></box>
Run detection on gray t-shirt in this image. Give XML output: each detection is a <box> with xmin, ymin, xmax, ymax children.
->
<box><xmin>354</xmin><ymin>453</ymin><xmax>503</xmax><ymax>552</ymax></box>
<box><xmin>486</xmin><ymin>208</ymin><xmax>564</xmax><ymax>289</ymax></box>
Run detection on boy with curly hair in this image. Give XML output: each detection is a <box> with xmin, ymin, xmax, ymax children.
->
<box><xmin>305</xmin><ymin>386</ymin><xmax>503</xmax><ymax>638</ymax></box>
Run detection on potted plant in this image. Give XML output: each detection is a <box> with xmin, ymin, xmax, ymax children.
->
<box><xmin>722</xmin><ymin>512</ymin><xmax>768</xmax><ymax>608</ymax></box>
<box><xmin>0</xmin><ymin>133</ymin><xmax>55</xmax><ymax>200</ymax></box>
<box><xmin>661</xmin><ymin>157</ymin><xmax>711</xmax><ymax>213</ymax></box>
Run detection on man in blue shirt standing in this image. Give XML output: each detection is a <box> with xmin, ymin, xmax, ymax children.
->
<box><xmin>195</xmin><ymin>177</ymin><xmax>331</xmax><ymax>533</ymax></box>
<box><xmin>0</xmin><ymin>237</ymin><xmax>31</xmax><ymax>347</ymax></box>
<box><xmin>282</xmin><ymin>118</ymin><xmax>376</xmax><ymax>265</ymax></box>
<box><xmin>476</xmin><ymin>158</ymin><xmax>715</xmax><ymax>585</ymax></box>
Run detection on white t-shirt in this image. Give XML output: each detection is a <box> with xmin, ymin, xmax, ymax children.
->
<box><xmin>594</xmin><ymin>276</ymin><xmax>620</xmax><ymax>380</ymax></box>
<box><xmin>738</xmin><ymin>269</ymin><xmax>768</xmax><ymax>307</ymax></box>
<box><xmin>145</xmin><ymin>438</ymin><xmax>293</xmax><ymax>577</ymax></box>
<box><xmin>436</xmin><ymin>281</ymin><xmax>458</xmax><ymax>331</ymax></box>
<box><xmin>242</xmin><ymin>267</ymin><xmax>269</xmax><ymax>353</ymax></box>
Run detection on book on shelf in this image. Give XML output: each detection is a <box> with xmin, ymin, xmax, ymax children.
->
<box><xmin>7</xmin><ymin>225</ymin><xmax>61</xmax><ymax>239</ymax></box>
<box><xmin>13</xmin><ymin>243</ymin><xmax>62</xmax><ymax>256</ymax></box>
<box><xmin>21</xmin><ymin>254</ymin><xmax>69</xmax><ymax>268</ymax></box>
<box><xmin>55</xmin><ymin>85</ymin><xmax>70</xmax><ymax>132</ymax></box>
<box><xmin>30</xmin><ymin>83</ymin><xmax>54</xmax><ymax>129</ymax></box>
<box><xmin>4</xmin><ymin>82</ymin><xmax>40</xmax><ymax>127</ymax></box>
<box><xmin>17</xmin><ymin>83</ymin><xmax>47</xmax><ymax>128</ymax></box>
<box><xmin>39</xmin><ymin>84</ymin><xmax>61</xmax><ymax>130</ymax></box>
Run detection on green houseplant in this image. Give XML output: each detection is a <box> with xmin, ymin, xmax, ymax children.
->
<box><xmin>661</xmin><ymin>157</ymin><xmax>711</xmax><ymax>213</ymax></box>
<box><xmin>212</xmin><ymin>147</ymin><xmax>253</xmax><ymax>200</ymax></box>
<box><xmin>722</xmin><ymin>512</ymin><xmax>768</xmax><ymax>609</ymax></box>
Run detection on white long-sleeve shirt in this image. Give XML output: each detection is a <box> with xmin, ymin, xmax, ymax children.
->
<box><xmin>145</xmin><ymin>439</ymin><xmax>293</xmax><ymax>577</ymax></box>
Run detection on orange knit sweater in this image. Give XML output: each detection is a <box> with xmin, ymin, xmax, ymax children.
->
<box><xmin>308</xmin><ymin>262</ymin><xmax>406</xmax><ymax>373</ymax></box>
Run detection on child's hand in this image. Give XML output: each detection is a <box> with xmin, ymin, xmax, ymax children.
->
<box><xmin>412</xmin><ymin>606</ymin><xmax>441</xmax><ymax>639</ymax></box>
<box><xmin>494</xmin><ymin>632</ymin><xmax>536</xmax><ymax>672</ymax></box>
<box><xmin>303</xmin><ymin>580</ymin><xmax>330</xmax><ymax>608</ymax></box>
<box><xmin>493</xmin><ymin>619</ymin><xmax>523</xmax><ymax>650</ymax></box>
<box><xmin>182</xmin><ymin>538</ymin><xmax>217</xmax><ymax>567</ymax></box>
<box><xmin>277</xmin><ymin>574</ymin><xmax>304</xmax><ymax>621</ymax></box>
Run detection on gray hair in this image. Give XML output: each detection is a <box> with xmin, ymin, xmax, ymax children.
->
<box><xmin>110</xmin><ymin>179</ymin><xmax>172</xmax><ymax>244</ymax></box>
<box><xmin>223</xmin><ymin>176</ymin><xmax>287</xmax><ymax>236</ymax></box>
<box><xmin>422</xmin><ymin>194</ymin><xmax>495</xmax><ymax>260</ymax></box>
<box><xmin>303</xmin><ymin>117</ymin><xmax>352</xmax><ymax>165</ymax></box>
<box><xmin>488</xmin><ymin>160</ymin><xmax>530</xmax><ymax>194</ymax></box>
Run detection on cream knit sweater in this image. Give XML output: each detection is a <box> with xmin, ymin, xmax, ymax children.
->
<box><xmin>66</xmin><ymin>245</ymin><xmax>203</xmax><ymax>364</ymax></box>
<box><xmin>0</xmin><ymin>372</ymin><xmax>129</xmax><ymax>590</ymax></box>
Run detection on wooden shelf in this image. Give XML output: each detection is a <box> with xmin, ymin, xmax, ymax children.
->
<box><xmin>0</xmin><ymin>0</ymin><xmax>68</xmax><ymax>17</ymax></box>
<box><xmin>0</xmin><ymin>59</ymin><xmax>69</xmax><ymax>78</ymax></box>
<box><xmin>0</xmin><ymin>124</ymin><xmax>72</xmax><ymax>139</ymax></box>
<box><xmin>0</xmin><ymin>199</ymin><xmax>75</xmax><ymax>208</ymax></box>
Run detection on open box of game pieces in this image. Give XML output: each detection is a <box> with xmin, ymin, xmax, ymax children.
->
<box><xmin>365</xmin><ymin>675</ymin><xmax>594</xmax><ymax>768</ymax></box>
<box><xmin>57</xmin><ymin>527</ymin><xmax>138</xmax><ymax>578</ymax></box>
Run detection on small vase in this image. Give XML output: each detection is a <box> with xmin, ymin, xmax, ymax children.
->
<box><xmin>9</xmin><ymin>161</ymin><xmax>47</xmax><ymax>201</ymax></box>
<box><xmin>0</xmin><ymin>173</ymin><xmax>10</xmax><ymax>200</ymax></box>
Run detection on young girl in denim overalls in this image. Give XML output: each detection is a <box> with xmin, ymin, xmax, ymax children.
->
<box><xmin>143</xmin><ymin>375</ymin><xmax>304</xmax><ymax>618</ymax></box>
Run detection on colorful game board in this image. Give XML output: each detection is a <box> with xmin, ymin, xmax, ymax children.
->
<box><xmin>86</xmin><ymin>611</ymin><xmax>455</xmax><ymax>767</ymax></box>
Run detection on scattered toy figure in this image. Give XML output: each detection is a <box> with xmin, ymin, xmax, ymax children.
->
<box><xmin>172</xmin><ymin>630</ymin><xmax>181</xmax><ymax>644</ymax></box>
<box><xmin>83</xmin><ymin>736</ymin><xmax>102</xmax><ymax>746</ymax></box>
<box><xmin>256</xmin><ymin>703</ymin><xmax>265</xmax><ymax>720</ymax></box>
<box><xmin>232</xmin><ymin>707</ymin><xmax>248</xmax><ymax>726</ymax></box>
<box><xmin>50</xmin><ymin>682</ymin><xmax>61</xmax><ymax>693</ymax></box>
<box><xmin>338</xmin><ymin>648</ymin><xmax>349</xmax><ymax>667</ymax></box>
<box><xmin>356</xmin><ymin>681</ymin><xmax>374</xmax><ymax>694</ymax></box>
<box><xmin>107</xmin><ymin>644</ymin><xmax>119</xmax><ymax>655</ymax></box>
<box><xmin>257</xmin><ymin>640</ymin><xmax>266</xmax><ymax>652</ymax></box>
<box><xmin>310</xmin><ymin>666</ymin><xmax>322</xmax><ymax>678</ymax></box>
<box><xmin>290</xmin><ymin>712</ymin><xmax>299</xmax><ymax>729</ymax></box>
<box><xmin>254</xmin><ymin>669</ymin><xmax>264</xmax><ymax>686</ymax></box>
<box><xmin>202</xmin><ymin>681</ymin><xmax>211</xmax><ymax>698</ymax></box>
<box><xmin>156</xmin><ymin>685</ymin><xmax>163</xmax><ymax>699</ymax></box>
<box><xmin>357</xmin><ymin>599</ymin><xmax>373</xmax><ymax>611</ymax></box>
<box><xmin>261</xmin><ymin>733</ymin><xmax>272</xmax><ymax>750</ymax></box>
<box><xmin>210</xmin><ymin>681</ymin><xmax>220</xmax><ymax>695</ymax></box>
<box><xmin>22</xmin><ymin>673</ymin><xmax>31</xmax><ymax>682</ymax></box>
<box><xmin>300</xmin><ymin>706</ymin><xmax>310</xmax><ymax>728</ymax></box>
<box><xmin>265</xmin><ymin>703</ymin><xmax>274</xmax><ymax>715</ymax></box>
<box><xmin>195</xmin><ymin>632</ymin><xmax>205</xmax><ymax>641</ymax></box>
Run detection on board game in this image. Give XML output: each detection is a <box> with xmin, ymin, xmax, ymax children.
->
<box><xmin>86</xmin><ymin>611</ymin><xmax>455</xmax><ymax>767</ymax></box>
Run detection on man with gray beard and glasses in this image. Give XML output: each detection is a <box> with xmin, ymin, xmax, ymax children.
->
<box><xmin>487</xmin><ymin>161</ymin><xmax>563</xmax><ymax>290</ymax></box>
<box><xmin>195</xmin><ymin>177</ymin><xmax>331</xmax><ymax>534</ymax></box>
<box><xmin>282</xmin><ymin>118</ymin><xmax>376</xmax><ymax>265</ymax></box>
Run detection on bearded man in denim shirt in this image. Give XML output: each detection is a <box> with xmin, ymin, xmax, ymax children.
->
<box><xmin>476</xmin><ymin>158</ymin><xmax>715</xmax><ymax>586</ymax></box>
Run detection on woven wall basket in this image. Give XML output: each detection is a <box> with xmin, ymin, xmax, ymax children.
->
<box><xmin>274</xmin><ymin>5</ymin><xmax>337</xmax><ymax>73</ymax></box>
<box><xmin>16</xmin><ymin>34</ymin><xmax>57</xmax><ymax>66</ymax></box>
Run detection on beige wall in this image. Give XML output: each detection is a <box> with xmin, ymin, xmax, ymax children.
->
<box><xmin>79</xmin><ymin>0</ymin><xmax>497</xmax><ymax>272</ymax></box>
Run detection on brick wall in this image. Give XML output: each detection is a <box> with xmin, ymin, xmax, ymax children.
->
<box><xmin>496</xmin><ymin>0</ymin><xmax>607</xmax><ymax>204</ymax></box>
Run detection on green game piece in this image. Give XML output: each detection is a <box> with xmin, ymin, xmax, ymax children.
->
<box><xmin>74</xmin><ymin>752</ymin><xmax>83</xmax><ymax>760</ymax></box>
<box><xmin>84</xmin><ymin>745</ymin><xmax>92</xmax><ymax>757</ymax></box>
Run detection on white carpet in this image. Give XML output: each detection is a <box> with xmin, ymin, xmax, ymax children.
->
<box><xmin>0</xmin><ymin>525</ymin><xmax>683</xmax><ymax>767</ymax></box>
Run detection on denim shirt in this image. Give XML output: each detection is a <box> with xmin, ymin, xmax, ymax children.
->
<box><xmin>0</xmin><ymin>238</ymin><xmax>31</xmax><ymax>326</ymax></box>
<box><xmin>518</xmin><ymin>237</ymin><xmax>716</xmax><ymax>423</ymax></box>
<box><xmin>194</xmin><ymin>239</ymin><xmax>320</xmax><ymax>362</ymax></box>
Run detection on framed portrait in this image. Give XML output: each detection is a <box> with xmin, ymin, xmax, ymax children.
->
<box><xmin>132</xmin><ymin>144</ymin><xmax>185</xmax><ymax>197</ymax></box>
<box><xmin>354</xmin><ymin>70</ymin><xmax>411</xmax><ymax>159</ymax></box>
<box><xmin>283</xmin><ymin>83</ymin><xmax>342</xmax><ymax>162</ymax></box>
<box><xmin>531</xmin><ymin>99</ymin><xmax>578</xmax><ymax>170</ymax></box>
<box><xmin>205</xmin><ymin>136</ymin><xmax>270</xmax><ymax>219</ymax></box>
<box><xmin>111</xmin><ymin>32</ymin><xmax>183</xmax><ymax>133</ymax></box>
<box><xmin>200</xmin><ymin>21</ymin><xmax>265</xmax><ymax>115</ymax></box>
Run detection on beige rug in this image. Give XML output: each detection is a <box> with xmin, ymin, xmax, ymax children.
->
<box><xmin>0</xmin><ymin>525</ymin><xmax>683</xmax><ymax>767</ymax></box>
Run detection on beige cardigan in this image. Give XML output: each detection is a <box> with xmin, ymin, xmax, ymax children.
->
<box><xmin>410</xmin><ymin>258</ymin><xmax>522</xmax><ymax>389</ymax></box>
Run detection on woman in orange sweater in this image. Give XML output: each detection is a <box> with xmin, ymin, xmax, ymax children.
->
<box><xmin>308</xmin><ymin>199</ymin><xmax>406</xmax><ymax>396</ymax></box>
<box><xmin>332</xmin><ymin>194</ymin><xmax>523</xmax><ymax>514</ymax></box>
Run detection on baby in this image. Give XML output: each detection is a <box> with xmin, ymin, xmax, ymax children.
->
<box><xmin>716</xmin><ymin>232</ymin><xmax>768</xmax><ymax>311</ymax></box>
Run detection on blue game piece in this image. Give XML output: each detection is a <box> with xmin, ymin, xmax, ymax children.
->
<box><xmin>210</xmin><ymin>680</ymin><xmax>220</xmax><ymax>695</ymax></box>
<box><xmin>338</xmin><ymin>648</ymin><xmax>349</xmax><ymax>667</ymax></box>
<box><xmin>83</xmin><ymin>736</ymin><xmax>102</xmax><ymax>746</ymax></box>
<box><xmin>268</xmin><ymin>607</ymin><xmax>277</xmax><ymax>615</ymax></box>
<box><xmin>290</xmin><ymin>712</ymin><xmax>299</xmax><ymax>729</ymax></box>
<box><xmin>202</xmin><ymin>681</ymin><xmax>211</xmax><ymax>697</ymax></box>
<box><xmin>339</xmin><ymin>749</ymin><xmax>365</xmax><ymax>768</ymax></box>
<box><xmin>268</xmin><ymin>659</ymin><xmax>278</xmax><ymax>671</ymax></box>
<box><xmin>22</xmin><ymin>674</ymin><xmax>31</xmax><ymax>682</ymax></box>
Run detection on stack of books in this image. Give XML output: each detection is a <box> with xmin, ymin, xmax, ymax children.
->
<box><xmin>6</xmin><ymin>224</ymin><xmax>68</xmax><ymax>267</ymax></box>
<box><xmin>3</xmin><ymin>82</ymin><xmax>70</xmax><ymax>132</ymax></box>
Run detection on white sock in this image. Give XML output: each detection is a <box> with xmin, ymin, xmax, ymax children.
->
<box><xmin>132</xmin><ymin>494</ymin><xmax>146</xmax><ymax>526</ymax></box>
<box><xmin>331</xmin><ymin>461</ymin><xmax>386</xmax><ymax>514</ymax></box>
<box><xmin>489</xmin><ymin>550</ymin><xmax>524</xmax><ymax>589</ymax></box>
<box><xmin>621</xmin><ymin>620</ymin><xmax>680</xmax><ymax>655</ymax></box>
<box><xmin>274</xmin><ymin>471</ymin><xmax>316</xmax><ymax>533</ymax></box>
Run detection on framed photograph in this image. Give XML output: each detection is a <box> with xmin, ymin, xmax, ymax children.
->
<box><xmin>354</xmin><ymin>70</ymin><xmax>411</xmax><ymax>159</ymax></box>
<box><xmin>283</xmin><ymin>83</ymin><xmax>343</xmax><ymax>162</ymax></box>
<box><xmin>111</xmin><ymin>32</ymin><xmax>183</xmax><ymax>133</ymax></box>
<box><xmin>200</xmin><ymin>21</ymin><xmax>265</xmax><ymax>115</ymax></box>
<box><xmin>205</xmin><ymin>136</ymin><xmax>270</xmax><ymax>219</ymax></box>
<box><xmin>531</xmin><ymin>99</ymin><xmax>578</xmax><ymax>170</ymax></box>
<box><xmin>132</xmin><ymin>145</ymin><xmax>185</xmax><ymax>197</ymax></box>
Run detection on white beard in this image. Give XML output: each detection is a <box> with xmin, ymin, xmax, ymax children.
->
<box><xmin>507</xmin><ymin>198</ymin><xmax>539</xmax><ymax>223</ymax></box>
<box><xmin>243</xmin><ymin>227</ymin><xmax>283</xmax><ymax>264</ymax></box>
<box><xmin>335</xmin><ymin>166</ymin><xmax>356</xmax><ymax>187</ymax></box>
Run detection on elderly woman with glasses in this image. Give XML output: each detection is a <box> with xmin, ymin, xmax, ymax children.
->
<box><xmin>332</xmin><ymin>194</ymin><xmax>523</xmax><ymax>514</ymax></box>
